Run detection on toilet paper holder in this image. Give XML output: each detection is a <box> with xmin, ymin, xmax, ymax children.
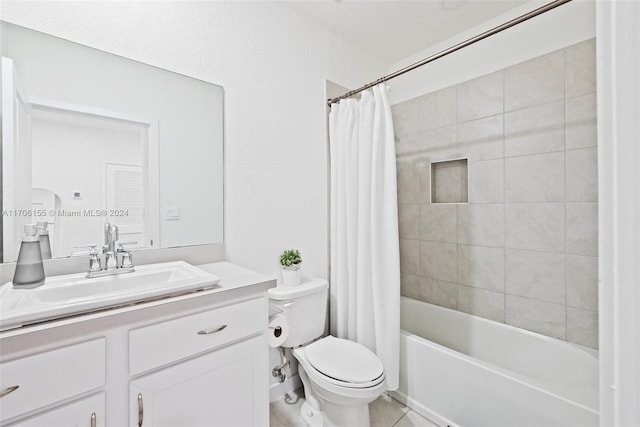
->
<box><xmin>270</xmin><ymin>324</ymin><xmax>284</xmax><ymax>337</ymax></box>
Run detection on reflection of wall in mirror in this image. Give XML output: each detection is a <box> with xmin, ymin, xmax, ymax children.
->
<box><xmin>31</xmin><ymin>109</ymin><xmax>144</xmax><ymax>257</ymax></box>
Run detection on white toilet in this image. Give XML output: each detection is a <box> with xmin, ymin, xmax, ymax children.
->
<box><xmin>268</xmin><ymin>279</ymin><xmax>386</xmax><ymax>427</ymax></box>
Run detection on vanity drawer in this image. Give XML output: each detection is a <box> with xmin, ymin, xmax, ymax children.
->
<box><xmin>129</xmin><ymin>297</ymin><xmax>266</xmax><ymax>375</ymax></box>
<box><xmin>0</xmin><ymin>338</ymin><xmax>106</xmax><ymax>423</ymax></box>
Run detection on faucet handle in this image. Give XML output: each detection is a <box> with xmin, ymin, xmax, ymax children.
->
<box><xmin>116</xmin><ymin>241</ymin><xmax>138</xmax><ymax>250</ymax></box>
<box><xmin>72</xmin><ymin>244</ymin><xmax>101</xmax><ymax>272</ymax></box>
<box><xmin>116</xmin><ymin>241</ymin><xmax>137</xmax><ymax>269</ymax></box>
<box><xmin>121</xmin><ymin>252</ymin><xmax>134</xmax><ymax>268</ymax></box>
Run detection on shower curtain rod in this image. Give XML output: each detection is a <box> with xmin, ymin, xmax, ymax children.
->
<box><xmin>327</xmin><ymin>0</ymin><xmax>572</xmax><ymax>106</ymax></box>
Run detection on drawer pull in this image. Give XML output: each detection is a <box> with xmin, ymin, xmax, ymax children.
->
<box><xmin>197</xmin><ymin>324</ymin><xmax>227</xmax><ymax>335</ymax></box>
<box><xmin>137</xmin><ymin>393</ymin><xmax>144</xmax><ymax>427</ymax></box>
<box><xmin>0</xmin><ymin>385</ymin><xmax>19</xmax><ymax>398</ymax></box>
<box><xmin>91</xmin><ymin>412</ymin><xmax>97</xmax><ymax>427</ymax></box>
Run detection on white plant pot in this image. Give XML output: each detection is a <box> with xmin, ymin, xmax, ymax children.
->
<box><xmin>281</xmin><ymin>264</ymin><xmax>301</xmax><ymax>287</ymax></box>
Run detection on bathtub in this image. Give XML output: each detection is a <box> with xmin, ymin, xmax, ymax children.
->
<box><xmin>390</xmin><ymin>297</ymin><xmax>599</xmax><ymax>426</ymax></box>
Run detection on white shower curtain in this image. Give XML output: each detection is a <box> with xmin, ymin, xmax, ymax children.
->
<box><xmin>329</xmin><ymin>83</ymin><xmax>400</xmax><ymax>390</ymax></box>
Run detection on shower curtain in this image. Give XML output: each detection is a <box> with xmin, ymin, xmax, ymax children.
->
<box><xmin>328</xmin><ymin>83</ymin><xmax>400</xmax><ymax>390</ymax></box>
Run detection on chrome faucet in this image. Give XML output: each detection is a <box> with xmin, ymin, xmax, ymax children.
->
<box><xmin>103</xmin><ymin>222</ymin><xmax>118</xmax><ymax>270</ymax></box>
<box><xmin>74</xmin><ymin>222</ymin><xmax>137</xmax><ymax>278</ymax></box>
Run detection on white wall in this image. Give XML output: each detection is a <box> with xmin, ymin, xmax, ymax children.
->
<box><xmin>597</xmin><ymin>1</ymin><xmax>640</xmax><ymax>424</ymax></box>
<box><xmin>388</xmin><ymin>0</ymin><xmax>595</xmax><ymax>105</ymax></box>
<box><xmin>0</xmin><ymin>1</ymin><xmax>386</xmax><ymax>281</ymax></box>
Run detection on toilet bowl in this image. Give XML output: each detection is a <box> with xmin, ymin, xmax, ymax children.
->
<box><xmin>268</xmin><ymin>279</ymin><xmax>386</xmax><ymax>427</ymax></box>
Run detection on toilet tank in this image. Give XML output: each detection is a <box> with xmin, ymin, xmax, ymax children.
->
<box><xmin>268</xmin><ymin>278</ymin><xmax>328</xmax><ymax>348</ymax></box>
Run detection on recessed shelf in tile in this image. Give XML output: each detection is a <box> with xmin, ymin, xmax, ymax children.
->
<box><xmin>430</xmin><ymin>158</ymin><xmax>468</xmax><ymax>204</ymax></box>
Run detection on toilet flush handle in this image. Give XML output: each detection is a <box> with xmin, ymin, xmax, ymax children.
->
<box><xmin>283</xmin><ymin>302</ymin><xmax>293</xmax><ymax>308</ymax></box>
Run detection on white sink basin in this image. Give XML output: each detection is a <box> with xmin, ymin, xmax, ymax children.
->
<box><xmin>0</xmin><ymin>261</ymin><xmax>220</xmax><ymax>331</ymax></box>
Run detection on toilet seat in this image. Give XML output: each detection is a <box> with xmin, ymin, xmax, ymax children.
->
<box><xmin>302</xmin><ymin>336</ymin><xmax>385</xmax><ymax>389</ymax></box>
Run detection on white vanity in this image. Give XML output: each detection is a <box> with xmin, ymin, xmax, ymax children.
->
<box><xmin>0</xmin><ymin>262</ymin><xmax>275</xmax><ymax>427</ymax></box>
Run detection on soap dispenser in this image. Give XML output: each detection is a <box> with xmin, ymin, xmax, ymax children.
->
<box><xmin>36</xmin><ymin>221</ymin><xmax>52</xmax><ymax>260</ymax></box>
<box><xmin>12</xmin><ymin>224</ymin><xmax>46</xmax><ymax>289</ymax></box>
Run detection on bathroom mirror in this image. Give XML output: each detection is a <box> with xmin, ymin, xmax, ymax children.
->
<box><xmin>0</xmin><ymin>21</ymin><xmax>224</xmax><ymax>262</ymax></box>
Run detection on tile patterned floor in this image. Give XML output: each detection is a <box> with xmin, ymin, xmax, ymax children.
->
<box><xmin>270</xmin><ymin>389</ymin><xmax>438</xmax><ymax>427</ymax></box>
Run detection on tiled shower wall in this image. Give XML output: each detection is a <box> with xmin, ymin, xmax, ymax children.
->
<box><xmin>392</xmin><ymin>39</ymin><xmax>598</xmax><ymax>348</ymax></box>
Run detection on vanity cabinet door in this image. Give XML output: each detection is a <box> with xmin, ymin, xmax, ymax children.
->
<box><xmin>129</xmin><ymin>334</ymin><xmax>268</xmax><ymax>427</ymax></box>
<box><xmin>7</xmin><ymin>392</ymin><xmax>105</xmax><ymax>427</ymax></box>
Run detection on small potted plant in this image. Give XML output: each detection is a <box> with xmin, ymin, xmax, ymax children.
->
<box><xmin>280</xmin><ymin>249</ymin><xmax>302</xmax><ymax>287</ymax></box>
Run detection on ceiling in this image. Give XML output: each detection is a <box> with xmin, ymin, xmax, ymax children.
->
<box><xmin>285</xmin><ymin>0</ymin><xmax>531</xmax><ymax>64</ymax></box>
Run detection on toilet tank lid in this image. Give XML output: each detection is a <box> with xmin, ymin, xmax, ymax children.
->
<box><xmin>268</xmin><ymin>278</ymin><xmax>328</xmax><ymax>300</ymax></box>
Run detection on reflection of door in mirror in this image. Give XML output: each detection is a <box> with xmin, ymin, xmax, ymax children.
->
<box><xmin>1</xmin><ymin>57</ymin><xmax>32</xmax><ymax>262</ymax></box>
<box><xmin>105</xmin><ymin>163</ymin><xmax>146</xmax><ymax>250</ymax></box>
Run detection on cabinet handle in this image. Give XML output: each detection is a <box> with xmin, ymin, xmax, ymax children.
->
<box><xmin>90</xmin><ymin>412</ymin><xmax>96</xmax><ymax>427</ymax></box>
<box><xmin>197</xmin><ymin>324</ymin><xmax>227</xmax><ymax>335</ymax></box>
<box><xmin>137</xmin><ymin>393</ymin><xmax>144</xmax><ymax>427</ymax></box>
<box><xmin>0</xmin><ymin>385</ymin><xmax>19</xmax><ymax>398</ymax></box>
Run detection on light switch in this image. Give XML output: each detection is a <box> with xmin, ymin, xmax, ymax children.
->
<box><xmin>166</xmin><ymin>207</ymin><xmax>181</xmax><ymax>220</ymax></box>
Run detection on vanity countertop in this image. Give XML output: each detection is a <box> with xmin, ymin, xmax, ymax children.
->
<box><xmin>0</xmin><ymin>261</ymin><xmax>276</xmax><ymax>352</ymax></box>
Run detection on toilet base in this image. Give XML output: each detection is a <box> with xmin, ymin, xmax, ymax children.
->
<box><xmin>300</xmin><ymin>400</ymin><xmax>324</xmax><ymax>427</ymax></box>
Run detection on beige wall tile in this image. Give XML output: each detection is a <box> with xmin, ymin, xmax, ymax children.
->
<box><xmin>567</xmin><ymin>307</ymin><xmax>598</xmax><ymax>348</ymax></box>
<box><xmin>400</xmin><ymin>239</ymin><xmax>419</xmax><ymax>275</ymax></box>
<box><xmin>504</xmin><ymin>101</ymin><xmax>565</xmax><ymax>157</ymax></box>
<box><xmin>565</xmin><ymin>39</ymin><xmax>596</xmax><ymax>98</ymax></box>
<box><xmin>420</xmin><ymin>241</ymin><xmax>457</xmax><ymax>282</ymax></box>
<box><xmin>504</xmin><ymin>50</ymin><xmax>564</xmax><ymax>111</ymax></box>
<box><xmin>397</xmin><ymin>167</ymin><xmax>429</xmax><ymax>204</ymax></box>
<box><xmin>420</xmin><ymin>277</ymin><xmax>458</xmax><ymax>310</ymax></box>
<box><xmin>401</xmin><ymin>274</ymin><xmax>420</xmax><ymax>299</ymax></box>
<box><xmin>566</xmin><ymin>148</ymin><xmax>598</xmax><ymax>202</ymax></box>
<box><xmin>398</xmin><ymin>204</ymin><xmax>419</xmax><ymax>239</ymax></box>
<box><xmin>458</xmin><ymin>285</ymin><xmax>505</xmax><ymax>322</ymax></box>
<box><xmin>506</xmin><ymin>295</ymin><xmax>566</xmax><ymax>339</ymax></box>
<box><xmin>457</xmin><ymin>115</ymin><xmax>504</xmax><ymax>161</ymax></box>
<box><xmin>505</xmin><ymin>249</ymin><xmax>566</xmax><ymax>304</ymax></box>
<box><xmin>418</xmin><ymin>86</ymin><xmax>456</xmax><ymax>131</ymax></box>
<box><xmin>396</xmin><ymin>132</ymin><xmax>427</xmax><ymax>170</ymax></box>
<box><xmin>457</xmin><ymin>71</ymin><xmax>503</xmax><ymax>122</ymax></box>
<box><xmin>421</xmin><ymin>125</ymin><xmax>458</xmax><ymax>162</ymax></box>
<box><xmin>566</xmin><ymin>93</ymin><xmax>597</xmax><ymax>150</ymax></box>
<box><xmin>394</xmin><ymin>41</ymin><xmax>598</xmax><ymax>347</ymax></box>
<box><xmin>468</xmin><ymin>159</ymin><xmax>504</xmax><ymax>203</ymax></box>
<box><xmin>392</xmin><ymin>98</ymin><xmax>420</xmax><ymax>140</ymax></box>
<box><xmin>457</xmin><ymin>203</ymin><xmax>504</xmax><ymax>247</ymax></box>
<box><xmin>505</xmin><ymin>152</ymin><xmax>565</xmax><ymax>202</ymax></box>
<box><xmin>458</xmin><ymin>245</ymin><xmax>505</xmax><ymax>291</ymax></box>
<box><xmin>566</xmin><ymin>202</ymin><xmax>598</xmax><ymax>256</ymax></box>
<box><xmin>419</xmin><ymin>204</ymin><xmax>457</xmax><ymax>243</ymax></box>
<box><xmin>566</xmin><ymin>254</ymin><xmax>598</xmax><ymax>311</ymax></box>
<box><xmin>505</xmin><ymin>203</ymin><xmax>565</xmax><ymax>253</ymax></box>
